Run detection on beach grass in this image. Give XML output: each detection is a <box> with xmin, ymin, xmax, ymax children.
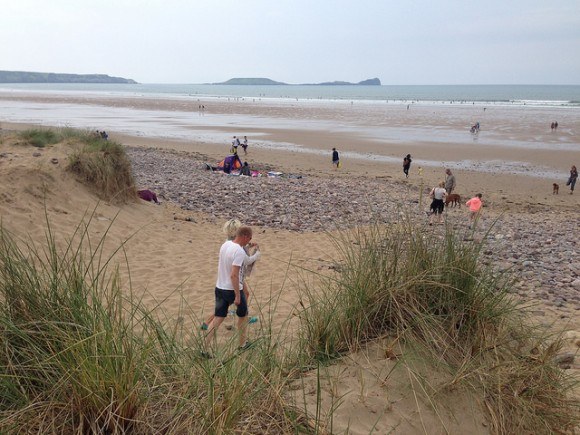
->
<box><xmin>0</xmin><ymin>213</ymin><xmax>577</xmax><ymax>433</ymax></box>
<box><xmin>14</xmin><ymin>127</ymin><xmax>137</xmax><ymax>203</ymax></box>
<box><xmin>0</xmin><ymin>215</ymin><xmax>300</xmax><ymax>433</ymax></box>
<box><xmin>17</xmin><ymin>128</ymin><xmax>62</xmax><ymax>148</ymax></box>
<box><xmin>295</xmin><ymin>217</ymin><xmax>579</xmax><ymax>433</ymax></box>
<box><xmin>64</xmin><ymin>130</ymin><xmax>137</xmax><ymax>203</ymax></box>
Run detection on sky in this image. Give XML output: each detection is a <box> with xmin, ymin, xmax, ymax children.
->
<box><xmin>1</xmin><ymin>0</ymin><xmax>579</xmax><ymax>85</ymax></box>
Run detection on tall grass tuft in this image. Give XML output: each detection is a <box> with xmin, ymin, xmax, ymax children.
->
<box><xmin>0</xmin><ymin>215</ymin><xmax>300</xmax><ymax>433</ymax></box>
<box><xmin>297</xmin><ymin>217</ymin><xmax>579</xmax><ymax>433</ymax></box>
<box><xmin>66</xmin><ymin>135</ymin><xmax>137</xmax><ymax>203</ymax></box>
<box><xmin>18</xmin><ymin>128</ymin><xmax>62</xmax><ymax>148</ymax></box>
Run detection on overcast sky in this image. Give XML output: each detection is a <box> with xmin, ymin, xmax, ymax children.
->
<box><xmin>1</xmin><ymin>0</ymin><xmax>579</xmax><ymax>85</ymax></box>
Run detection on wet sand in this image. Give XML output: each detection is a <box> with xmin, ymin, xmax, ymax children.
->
<box><xmin>1</xmin><ymin>90</ymin><xmax>579</xmax><ymax>213</ymax></box>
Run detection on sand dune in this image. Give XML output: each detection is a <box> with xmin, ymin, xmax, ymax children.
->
<box><xmin>1</xmin><ymin>120</ymin><xmax>578</xmax><ymax>433</ymax></box>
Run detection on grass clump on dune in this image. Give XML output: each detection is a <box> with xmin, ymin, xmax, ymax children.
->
<box><xmin>296</xmin><ymin>218</ymin><xmax>579</xmax><ymax>433</ymax></box>
<box><xmin>65</xmin><ymin>131</ymin><xmax>137</xmax><ymax>203</ymax></box>
<box><xmin>16</xmin><ymin>127</ymin><xmax>137</xmax><ymax>203</ymax></box>
<box><xmin>18</xmin><ymin>128</ymin><xmax>62</xmax><ymax>148</ymax></box>
<box><xmin>0</xmin><ymin>217</ymin><xmax>298</xmax><ymax>434</ymax></box>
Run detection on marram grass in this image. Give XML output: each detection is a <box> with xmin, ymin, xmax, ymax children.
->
<box><xmin>296</xmin><ymin>218</ymin><xmax>579</xmax><ymax>434</ymax></box>
<box><xmin>0</xmin><ymin>215</ymin><xmax>297</xmax><ymax>434</ymax></box>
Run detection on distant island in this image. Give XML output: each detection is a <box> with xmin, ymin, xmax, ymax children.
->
<box><xmin>212</xmin><ymin>77</ymin><xmax>381</xmax><ymax>86</ymax></box>
<box><xmin>0</xmin><ymin>70</ymin><xmax>138</xmax><ymax>84</ymax></box>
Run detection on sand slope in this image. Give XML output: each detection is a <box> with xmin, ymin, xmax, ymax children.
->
<box><xmin>1</xmin><ymin>132</ymin><xmax>577</xmax><ymax>433</ymax></box>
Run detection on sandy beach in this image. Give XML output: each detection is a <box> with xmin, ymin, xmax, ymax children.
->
<box><xmin>1</xmin><ymin>92</ymin><xmax>579</xmax><ymax>432</ymax></box>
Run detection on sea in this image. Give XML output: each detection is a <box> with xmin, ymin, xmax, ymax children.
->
<box><xmin>1</xmin><ymin>83</ymin><xmax>580</xmax><ymax>107</ymax></box>
<box><xmin>1</xmin><ymin>83</ymin><xmax>579</xmax><ymax>179</ymax></box>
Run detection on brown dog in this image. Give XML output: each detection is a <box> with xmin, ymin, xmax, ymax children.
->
<box><xmin>445</xmin><ymin>193</ymin><xmax>461</xmax><ymax>207</ymax></box>
<box><xmin>553</xmin><ymin>183</ymin><xmax>559</xmax><ymax>195</ymax></box>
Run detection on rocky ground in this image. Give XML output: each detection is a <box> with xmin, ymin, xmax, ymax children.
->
<box><xmin>128</xmin><ymin>147</ymin><xmax>579</xmax><ymax>314</ymax></box>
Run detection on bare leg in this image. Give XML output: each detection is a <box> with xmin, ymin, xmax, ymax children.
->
<box><xmin>205</xmin><ymin>316</ymin><xmax>225</xmax><ymax>348</ymax></box>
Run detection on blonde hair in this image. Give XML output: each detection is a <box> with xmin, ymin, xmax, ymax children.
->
<box><xmin>223</xmin><ymin>219</ymin><xmax>242</xmax><ymax>240</ymax></box>
<box><xmin>439</xmin><ymin>181</ymin><xmax>445</xmax><ymax>188</ymax></box>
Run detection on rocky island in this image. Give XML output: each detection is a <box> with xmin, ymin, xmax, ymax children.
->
<box><xmin>0</xmin><ymin>70</ymin><xmax>137</xmax><ymax>84</ymax></box>
<box><xmin>213</xmin><ymin>77</ymin><xmax>381</xmax><ymax>86</ymax></box>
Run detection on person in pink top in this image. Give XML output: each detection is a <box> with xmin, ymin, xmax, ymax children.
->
<box><xmin>465</xmin><ymin>193</ymin><xmax>483</xmax><ymax>229</ymax></box>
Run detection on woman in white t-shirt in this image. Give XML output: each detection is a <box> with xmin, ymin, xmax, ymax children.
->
<box><xmin>202</xmin><ymin>219</ymin><xmax>261</xmax><ymax>330</ymax></box>
<box><xmin>429</xmin><ymin>181</ymin><xmax>447</xmax><ymax>225</ymax></box>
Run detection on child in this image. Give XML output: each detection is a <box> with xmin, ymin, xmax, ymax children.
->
<box><xmin>465</xmin><ymin>193</ymin><xmax>483</xmax><ymax>229</ymax></box>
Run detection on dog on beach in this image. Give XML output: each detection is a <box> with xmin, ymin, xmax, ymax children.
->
<box><xmin>552</xmin><ymin>183</ymin><xmax>559</xmax><ymax>195</ymax></box>
<box><xmin>445</xmin><ymin>193</ymin><xmax>461</xmax><ymax>207</ymax></box>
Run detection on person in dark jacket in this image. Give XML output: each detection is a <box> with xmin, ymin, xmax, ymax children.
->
<box><xmin>403</xmin><ymin>154</ymin><xmax>412</xmax><ymax>178</ymax></box>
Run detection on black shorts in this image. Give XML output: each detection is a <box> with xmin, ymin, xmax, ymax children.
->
<box><xmin>430</xmin><ymin>199</ymin><xmax>444</xmax><ymax>214</ymax></box>
<box><xmin>214</xmin><ymin>287</ymin><xmax>248</xmax><ymax>318</ymax></box>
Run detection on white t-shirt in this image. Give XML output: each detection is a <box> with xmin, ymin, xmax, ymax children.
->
<box><xmin>432</xmin><ymin>187</ymin><xmax>447</xmax><ymax>200</ymax></box>
<box><xmin>216</xmin><ymin>240</ymin><xmax>247</xmax><ymax>290</ymax></box>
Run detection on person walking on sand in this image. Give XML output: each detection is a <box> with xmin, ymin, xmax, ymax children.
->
<box><xmin>429</xmin><ymin>181</ymin><xmax>447</xmax><ymax>225</ymax></box>
<box><xmin>203</xmin><ymin>226</ymin><xmax>256</xmax><ymax>357</ymax></box>
<box><xmin>445</xmin><ymin>168</ymin><xmax>456</xmax><ymax>194</ymax></box>
<box><xmin>466</xmin><ymin>193</ymin><xmax>483</xmax><ymax>229</ymax></box>
<box><xmin>566</xmin><ymin>165</ymin><xmax>578</xmax><ymax>194</ymax></box>
<box><xmin>403</xmin><ymin>154</ymin><xmax>412</xmax><ymax>178</ymax></box>
<box><xmin>332</xmin><ymin>147</ymin><xmax>340</xmax><ymax>168</ymax></box>
<box><xmin>202</xmin><ymin>220</ymin><xmax>260</xmax><ymax>331</ymax></box>
<box><xmin>242</xmin><ymin>136</ymin><xmax>248</xmax><ymax>154</ymax></box>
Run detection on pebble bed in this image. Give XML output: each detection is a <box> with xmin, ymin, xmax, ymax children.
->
<box><xmin>128</xmin><ymin>147</ymin><xmax>579</xmax><ymax>313</ymax></box>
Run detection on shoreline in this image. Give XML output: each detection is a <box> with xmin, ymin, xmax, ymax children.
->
<box><xmin>1</xmin><ymin>90</ymin><xmax>578</xmax><ymax>211</ymax></box>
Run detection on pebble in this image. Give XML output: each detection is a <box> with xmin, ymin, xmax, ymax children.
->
<box><xmin>128</xmin><ymin>147</ymin><xmax>579</xmax><ymax>311</ymax></box>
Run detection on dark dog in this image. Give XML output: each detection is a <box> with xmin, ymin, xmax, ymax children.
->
<box><xmin>445</xmin><ymin>193</ymin><xmax>461</xmax><ymax>207</ymax></box>
<box><xmin>552</xmin><ymin>183</ymin><xmax>559</xmax><ymax>195</ymax></box>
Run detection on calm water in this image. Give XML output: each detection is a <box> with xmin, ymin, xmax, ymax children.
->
<box><xmin>2</xmin><ymin>83</ymin><xmax>580</xmax><ymax>106</ymax></box>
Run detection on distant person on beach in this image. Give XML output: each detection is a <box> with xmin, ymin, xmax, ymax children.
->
<box><xmin>403</xmin><ymin>154</ymin><xmax>412</xmax><ymax>178</ymax></box>
<box><xmin>555</xmin><ymin>121</ymin><xmax>559</xmax><ymax>130</ymax></box>
<box><xmin>242</xmin><ymin>136</ymin><xmax>248</xmax><ymax>154</ymax></box>
<box><xmin>566</xmin><ymin>165</ymin><xmax>578</xmax><ymax>194</ymax></box>
<box><xmin>551</xmin><ymin>122</ymin><xmax>555</xmax><ymax>131</ymax></box>
<box><xmin>202</xmin><ymin>220</ymin><xmax>260</xmax><ymax>332</ymax></box>
<box><xmin>240</xmin><ymin>161</ymin><xmax>251</xmax><ymax>176</ymax></box>
<box><xmin>445</xmin><ymin>168</ymin><xmax>456</xmax><ymax>194</ymax></box>
<box><xmin>231</xmin><ymin>136</ymin><xmax>240</xmax><ymax>154</ymax></box>
<box><xmin>203</xmin><ymin>226</ymin><xmax>259</xmax><ymax>355</ymax></box>
<box><xmin>429</xmin><ymin>181</ymin><xmax>447</xmax><ymax>225</ymax></box>
<box><xmin>332</xmin><ymin>147</ymin><xmax>340</xmax><ymax>168</ymax></box>
<box><xmin>466</xmin><ymin>193</ymin><xmax>483</xmax><ymax>229</ymax></box>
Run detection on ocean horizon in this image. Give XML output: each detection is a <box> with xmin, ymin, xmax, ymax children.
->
<box><xmin>1</xmin><ymin>83</ymin><xmax>580</xmax><ymax>107</ymax></box>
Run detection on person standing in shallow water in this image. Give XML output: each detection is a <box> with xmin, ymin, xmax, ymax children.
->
<box><xmin>403</xmin><ymin>154</ymin><xmax>412</xmax><ymax>178</ymax></box>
